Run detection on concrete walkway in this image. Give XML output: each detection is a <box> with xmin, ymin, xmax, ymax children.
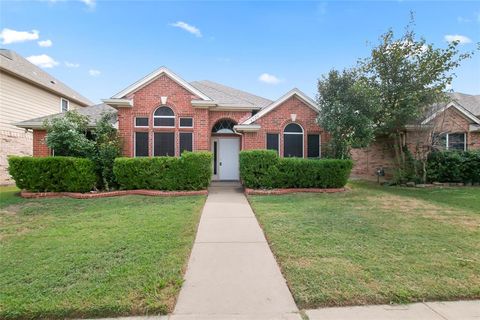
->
<box><xmin>306</xmin><ymin>300</ymin><xmax>480</xmax><ymax>320</ymax></box>
<box><xmin>171</xmin><ymin>182</ymin><xmax>301</xmax><ymax>320</ymax></box>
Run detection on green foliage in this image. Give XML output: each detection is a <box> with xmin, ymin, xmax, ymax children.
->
<box><xmin>113</xmin><ymin>152</ymin><xmax>212</xmax><ymax>191</ymax></box>
<box><xmin>8</xmin><ymin>156</ymin><xmax>96</xmax><ymax>192</ymax></box>
<box><xmin>44</xmin><ymin>110</ymin><xmax>122</xmax><ymax>190</ymax></box>
<box><xmin>44</xmin><ymin>111</ymin><xmax>95</xmax><ymax>157</ymax></box>
<box><xmin>317</xmin><ymin>69</ymin><xmax>378</xmax><ymax>159</ymax></box>
<box><xmin>426</xmin><ymin>151</ymin><xmax>480</xmax><ymax>183</ymax></box>
<box><xmin>239</xmin><ymin>150</ymin><xmax>353</xmax><ymax>189</ymax></box>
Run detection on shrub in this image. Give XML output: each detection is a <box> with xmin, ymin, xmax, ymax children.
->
<box><xmin>113</xmin><ymin>152</ymin><xmax>212</xmax><ymax>191</ymax></box>
<box><xmin>239</xmin><ymin>150</ymin><xmax>353</xmax><ymax>189</ymax></box>
<box><xmin>427</xmin><ymin>150</ymin><xmax>480</xmax><ymax>183</ymax></box>
<box><xmin>8</xmin><ymin>156</ymin><xmax>96</xmax><ymax>192</ymax></box>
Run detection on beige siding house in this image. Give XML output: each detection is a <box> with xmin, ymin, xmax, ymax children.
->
<box><xmin>0</xmin><ymin>49</ymin><xmax>92</xmax><ymax>184</ymax></box>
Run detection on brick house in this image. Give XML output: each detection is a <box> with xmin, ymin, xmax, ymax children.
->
<box><xmin>0</xmin><ymin>49</ymin><xmax>92</xmax><ymax>184</ymax></box>
<box><xmin>17</xmin><ymin>67</ymin><xmax>326</xmax><ymax>181</ymax></box>
<box><xmin>351</xmin><ymin>92</ymin><xmax>480</xmax><ymax>177</ymax></box>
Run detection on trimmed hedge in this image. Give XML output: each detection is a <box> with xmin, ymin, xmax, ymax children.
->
<box><xmin>113</xmin><ymin>151</ymin><xmax>212</xmax><ymax>191</ymax></box>
<box><xmin>427</xmin><ymin>151</ymin><xmax>480</xmax><ymax>183</ymax></box>
<box><xmin>8</xmin><ymin>156</ymin><xmax>96</xmax><ymax>192</ymax></box>
<box><xmin>239</xmin><ymin>150</ymin><xmax>353</xmax><ymax>189</ymax></box>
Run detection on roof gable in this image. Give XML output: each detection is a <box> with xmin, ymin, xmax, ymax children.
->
<box><xmin>422</xmin><ymin>101</ymin><xmax>480</xmax><ymax>125</ymax></box>
<box><xmin>112</xmin><ymin>66</ymin><xmax>211</xmax><ymax>100</ymax></box>
<box><xmin>242</xmin><ymin>88</ymin><xmax>318</xmax><ymax>125</ymax></box>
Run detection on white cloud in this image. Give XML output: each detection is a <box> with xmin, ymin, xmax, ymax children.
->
<box><xmin>65</xmin><ymin>61</ymin><xmax>80</xmax><ymax>68</ymax></box>
<box><xmin>258</xmin><ymin>73</ymin><xmax>282</xmax><ymax>85</ymax></box>
<box><xmin>38</xmin><ymin>39</ymin><xmax>53</xmax><ymax>47</ymax></box>
<box><xmin>170</xmin><ymin>21</ymin><xmax>202</xmax><ymax>37</ymax></box>
<box><xmin>26</xmin><ymin>54</ymin><xmax>59</xmax><ymax>68</ymax></box>
<box><xmin>444</xmin><ymin>34</ymin><xmax>472</xmax><ymax>44</ymax></box>
<box><xmin>79</xmin><ymin>0</ymin><xmax>96</xmax><ymax>9</ymax></box>
<box><xmin>89</xmin><ymin>69</ymin><xmax>101</xmax><ymax>76</ymax></box>
<box><xmin>0</xmin><ymin>28</ymin><xmax>39</xmax><ymax>44</ymax></box>
<box><xmin>457</xmin><ymin>16</ymin><xmax>471</xmax><ymax>23</ymax></box>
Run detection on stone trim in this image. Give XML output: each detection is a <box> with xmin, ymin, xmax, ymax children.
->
<box><xmin>20</xmin><ymin>189</ymin><xmax>208</xmax><ymax>199</ymax></box>
<box><xmin>245</xmin><ymin>187</ymin><xmax>347</xmax><ymax>195</ymax></box>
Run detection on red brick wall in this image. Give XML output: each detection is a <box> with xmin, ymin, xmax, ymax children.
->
<box><xmin>244</xmin><ymin>96</ymin><xmax>326</xmax><ymax>157</ymax></box>
<box><xmin>32</xmin><ymin>130</ymin><xmax>50</xmax><ymax>157</ymax></box>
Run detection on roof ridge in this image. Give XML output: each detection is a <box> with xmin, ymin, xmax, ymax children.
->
<box><xmin>192</xmin><ymin>80</ymin><xmax>273</xmax><ymax>103</ymax></box>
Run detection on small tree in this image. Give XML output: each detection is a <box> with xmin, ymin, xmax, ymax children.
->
<box><xmin>360</xmin><ymin>16</ymin><xmax>475</xmax><ymax>169</ymax></box>
<box><xmin>317</xmin><ymin>69</ymin><xmax>378</xmax><ymax>159</ymax></box>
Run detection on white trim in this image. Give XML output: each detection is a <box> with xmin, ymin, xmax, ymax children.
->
<box><xmin>112</xmin><ymin>66</ymin><xmax>211</xmax><ymax>100</ymax></box>
<box><xmin>102</xmin><ymin>98</ymin><xmax>133</xmax><ymax>108</ymax></box>
<box><xmin>243</xmin><ymin>88</ymin><xmax>319</xmax><ymax>125</ymax></box>
<box><xmin>265</xmin><ymin>132</ymin><xmax>280</xmax><ymax>155</ymax></box>
<box><xmin>283</xmin><ymin>122</ymin><xmax>304</xmax><ymax>158</ymax></box>
<box><xmin>179</xmin><ymin>117</ymin><xmax>194</xmax><ymax>128</ymax></box>
<box><xmin>134</xmin><ymin>116</ymin><xmax>149</xmax><ymax>128</ymax></box>
<box><xmin>233</xmin><ymin>124</ymin><xmax>261</xmax><ymax>132</ymax></box>
<box><xmin>422</xmin><ymin>101</ymin><xmax>480</xmax><ymax>125</ymax></box>
<box><xmin>60</xmin><ymin>98</ymin><xmax>69</xmax><ymax>112</ymax></box>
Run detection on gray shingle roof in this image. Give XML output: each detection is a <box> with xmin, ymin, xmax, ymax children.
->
<box><xmin>15</xmin><ymin>103</ymin><xmax>117</xmax><ymax>129</ymax></box>
<box><xmin>190</xmin><ymin>80</ymin><xmax>272</xmax><ymax>109</ymax></box>
<box><xmin>447</xmin><ymin>92</ymin><xmax>480</xmax><ymax>117</ymax></box>
<box><xmin>0</xmin><ymin>49</ymin><xmax>92</xmax><ymax>106</ymax></box>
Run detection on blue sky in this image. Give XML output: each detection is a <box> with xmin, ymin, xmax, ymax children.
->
<box><xmin>1</xmin><ymin>0</ymin><xmax>479</xmax><ymax>104</ymax></box>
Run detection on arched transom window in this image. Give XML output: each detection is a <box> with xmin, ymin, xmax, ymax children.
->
<box><xmin>283</xmin><ymin>123</ymin><xmax>303</xmax><ymax>158</ymax></box>
<box><xmin>212</xmin><ymin>119</ymin><xmax>236</xmax><ymax>134</ymax></box>
<box><xmin>153</xmin><ymin>106</ymin><xmax>175</xmax><ymax>127</ymax></box>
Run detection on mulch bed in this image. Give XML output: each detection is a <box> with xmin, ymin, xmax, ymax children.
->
<box><xmin>20</xmin><ymin>189</ymin><xmax>208</xmax><ymax>199</ymax></box>
<box><xmin>244</xmin><ymin>187</ymin><xmax>347</xmax><ymax>195</ymax></box>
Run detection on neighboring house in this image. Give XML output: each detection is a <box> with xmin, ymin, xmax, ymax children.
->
<box><xmin>18</xmin><ymin>67</ymin><xmax>326</xmax><ymax>181</ymax></box>
<box><xmin>0</xmin><ymin>49</ymin><xmax>92</xmax><ymax>184</ymax></box>
<box><xmin>351</xmin><ymin>92</ymin><xmax>480</xmax><ymax>177</ymax></box>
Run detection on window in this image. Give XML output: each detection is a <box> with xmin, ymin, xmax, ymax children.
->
<box><xmin>134</xmin><ymin>132</ymin><xmax>149</xmax><ymax>157</ymax></box>
<box><xmin>153</xmin><ymin>106</ymin><xmax>175</xmax><ymax>127</ymax></box>
<box><xmin>283</xmin><ymin>123</ymin><xmax>303</xmax><ymax>158</ymax></box>
<box><xmin>212</xmin><ymin>119</ymin><xmax>236</xmax><ymax>134</ymax></box>
<box><xmin>180</xmin><ymin>132</ymin><xmax>193</xmax><ymax>154</ymax></box>
<box><xmin>154</xmin><ymin>132</ymin><xmax>175</xmax><ymax>156</ymax></box>
<box><xmin>135</xmin><ymin>117</ymin><xmax>149</xmax><ymax>127</ymax></box>
<box><xmin>61</xmin><ymin>98</ymin><xmax>69</xmax><ymax>112</ymax></box>
<box><xmin>433</xmin><ymin>132</ymin><xmax>466</xmax><ymax>151</ymax></box>
<box><xmin>179</xmin><ymin>117</ymin><xmax>193</xmax><ymax>128</ymax></box>
<box><xmin>307</xmin><ymin>134</ymin><xmax>321</xmax><ymax>158</ymax></box>
<box><xmin>266</xmin><ymin>133</ymin><xmax>279</xmax><ymax>154</ymax></box>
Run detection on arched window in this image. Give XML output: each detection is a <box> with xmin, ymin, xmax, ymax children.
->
<box><xmin>283</xmin><ymin>123</ymin><xmax>303</xmax><ymax>158</ymax></box>
<box><xmin>153</xmin><ymin>106</ymin><xmax>175</xmax><ymax>127</ymax></box>
<box><xmin>212</xmin><ymin>119</ymin><xmax>236</xmax><ymax>134</ymax></box>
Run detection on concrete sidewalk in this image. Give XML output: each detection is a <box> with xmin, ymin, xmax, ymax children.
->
<box><xmin>306</xmin><ymin>300</ymin><xmax>480</xmax><ymax>320</ymax></box>
<box><xmin>171</xmin><ymin>182</ymin><xmax>301</xmax><ymax>320</ymax></box>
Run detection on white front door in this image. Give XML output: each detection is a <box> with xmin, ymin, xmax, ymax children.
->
<box><xmin>214</xmin><ymin>138</ymin><xmax>240</xmax><ymax>181</ymax></box>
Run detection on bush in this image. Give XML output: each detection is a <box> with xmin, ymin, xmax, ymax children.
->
<box><xmin>427</xmin><ymin>150</ymin><xmax>480</xmax><ymax>183</ymax></box>
<box><xmin>8</xmin><ymin>156</ymin><xmax>96</xmax><ymax>192</ymax></box>
<box><xmin>239</xmin><ymin>150</ymin><xmax>353</xmax><ymax>189</ymax></box>
<box><xmin>113</xmin><ymin>152</ymin><xmax>212</xmax><ymax>191</ymax></box>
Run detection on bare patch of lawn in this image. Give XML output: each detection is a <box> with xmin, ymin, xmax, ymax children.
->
<box><xmin>0</xmin><ymin>189</ymin><xmax>205</xmax><ymax>319</ymax></box>
<box><xmin>248</xmin><ymin>181</ymin><xmax>480</xmax><ymax>309</ymax></box>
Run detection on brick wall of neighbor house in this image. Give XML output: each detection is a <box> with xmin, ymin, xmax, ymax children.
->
<box><xmin>32</xmin><ymin>130</ymin><xmax>50</xmax><ymax>157</ymax></box>
<box><xmin>352</xmin><ymin>107</ymin><xmax>480</xmax><ymax>177</ymax></box>
<box><xmin>243</xmin><ymin>96</ymin><xmax>327</xmax><ymax>157</ymax></box>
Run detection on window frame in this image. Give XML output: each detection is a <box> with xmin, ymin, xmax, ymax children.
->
<box><xmin>153</xmin><ymin>131</ymin><xmax>176</xmax><ymax>157</ymax></box>
<box><xmin>265</xmin><ymin>133</ymin><xmax>280</xmax><ymax>155</ymax></box>
<box><xmin>307</xmin><ymin>134</ymin><xmax>322</xmax><ymax>158</ymax></box>
<box><xmin>179</xmin><ymin>117</ymin><xmax>194</xmax><ymax>128</ymax></box>
<box><xmin>283</xmin><ymin>123</ymin><xmax>304</xmax><ymax>158</ymax></box>
<box><xmin>60</xmin><ymin>98</ymin><xmax>69</xmax><ymax>112</ymax></box>
<box><xmin>153</xmin><ymin>106</ymin><xmax>175</xmax><ymax>128</ymax></box>
<box><xmin>134</xmin><ymin>131</ymin><xmax>149</xmax><ymax>157</ymax></box>
<box><xmin>434</xmin><ymin>132</ymin><xmax>467</xmax><ymax>151</ymax></box>
<box><xmin>179</xmin><ymin>131</ymin><xmax>194</xmax><ymax>154</ymax></box>
<box><xmin>134</xmin><ymin>117</ymin><xmax>149</xmax><ymax>128</ymax></box>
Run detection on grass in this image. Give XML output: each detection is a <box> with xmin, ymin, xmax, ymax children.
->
<box><xmin>248</xmin><ymin>181</ymin><xmax>480</xmax><ymax>309</ymax></box>
<box><xmin>0</xmin><ymin>186</ymin><xmax>205</xmax><ymax>319</ymax></box>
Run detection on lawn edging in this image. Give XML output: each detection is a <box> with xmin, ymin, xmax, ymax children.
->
<box><xmin>245</xmin><ymin>187</ymin><xmax>347</xmax><ymax>195</ymax></box>
<box><xmin>20</xmin><ymin>189</ymin><xmax>208</xmax><ymax>199</ymax></box>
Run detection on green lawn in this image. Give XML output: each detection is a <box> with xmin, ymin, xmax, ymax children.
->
<box><xmin>248</xmin><ymin>181</ymin><xmax>480</xmax><ymax>309</ymax></box>
<box><xmin>0</xmin><ymin>186</ymin><xmax>205</xmax><ymax>319</ymax></box>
